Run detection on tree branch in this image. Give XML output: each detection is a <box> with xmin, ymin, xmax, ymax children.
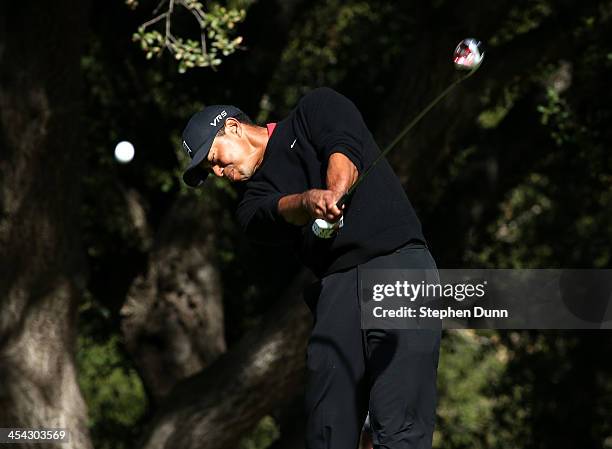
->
<box><xmin>176</xmin><ymin>0</ymin><xmax>209</xmax><ymax>61</ymax></box>
<box><xmin>152</xmin><ymin>0</ymin><xmax>168</xmax><ymax>15</ymax></box>
<box><xmin>139</xmin><ymin>12</ymin><xmax>168</xmax><ymax>31</ymax></box>
<box><xmin>132</xmin><ymin>0</ymin><xmax>246</xmax><ymax>71</ymax></box>
<box><xmin>136</xmin><ymin>269</ymin><xmax>315</xmax><ymax>449</ymax></box>
<box><xmin>164</xmin><ymin>0</ymin><xmax>174</xmax><ymax>48</ymax></box>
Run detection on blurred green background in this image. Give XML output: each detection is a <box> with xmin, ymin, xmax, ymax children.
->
<box><xmin>1</xmin><ymin>1</ymin><xmax>611</xmax><ymax>448</ymax></box>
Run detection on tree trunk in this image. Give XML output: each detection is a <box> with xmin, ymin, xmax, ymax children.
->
<box><xmin>121</xmin><ymin>196</ymin><xmax>227</xmax><ymax>404</ymax></box>
<box><xmin>267</xmin><ymin>394</ymin><xmax>308</xmax><ymax>449</ymax></box>
<box><xmin>136</xmin><ymin>269</ymin><xmax>314</xmax><ymax>449</ymax></box>
<box><xmin>0</xmin><ymin>1</ymin><xmax>92</xmax><ymax>448</ymax></box>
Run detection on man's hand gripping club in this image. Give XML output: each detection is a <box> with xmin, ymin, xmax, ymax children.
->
<box><xmin>278</xmin><ymin>153</ymin><xmax>358</xmax><ymax>232</ymax></box>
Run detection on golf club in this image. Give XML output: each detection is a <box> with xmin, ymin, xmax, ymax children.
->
<box><xmin>312</xmin><ymin>38</ymin><xmax>485</xmax><ymax>239</ymax></box>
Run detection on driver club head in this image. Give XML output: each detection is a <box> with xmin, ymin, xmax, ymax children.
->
<box><xmin>453</xmin><ymin>38</ymin><xmax>485</xmax><ymax>72</ymax></box>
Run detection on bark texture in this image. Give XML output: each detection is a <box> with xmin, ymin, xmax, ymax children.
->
<box><xmin>136</xmin><ymin>269</ymin><xmax>314</xmax><ymax>449</ymax></box>
<box><xmin>121</xmin><ymin>196</ymin><xmax>226</xmax><ymax>403</ymax></box>
<box><xmin>0</xmin><ymin>1</ymin><xmax>92</xmax><ymax>448</ymax></box>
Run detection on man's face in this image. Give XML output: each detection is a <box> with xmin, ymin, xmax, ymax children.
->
<box><xmin>201</xmin><ymin>119</ymin><xmax>257</xmax><ymax>182</ymax></box>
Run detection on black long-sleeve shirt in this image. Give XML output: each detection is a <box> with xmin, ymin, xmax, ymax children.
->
<box><xmin>236</xmin><ymin>87</ymin><xmax>425</xmax><ymax>277</ymax></box>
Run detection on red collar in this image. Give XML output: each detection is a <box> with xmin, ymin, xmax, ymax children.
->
<box><xmin>266</xmin><ymin>123</ymin><xmax>277</xmax><ymax>136</ymax></box>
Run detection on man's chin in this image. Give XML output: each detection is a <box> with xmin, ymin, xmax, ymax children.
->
<box><xmin>227</xmin><ymin>171</ymin><xmax>250</xmax><ymax>183</ymax></box>
<box><xmin>235</xmin><ymin>170</ymin><xmax>253</xmax><ymax>182</ymax></box>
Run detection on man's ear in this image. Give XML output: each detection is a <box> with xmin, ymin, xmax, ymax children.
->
<box><xmin>224</xmin><ymin>117</ymin><xmax>242</xmax><ymax>137</ymax></box>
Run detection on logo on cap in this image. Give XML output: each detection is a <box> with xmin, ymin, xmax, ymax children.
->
<box><xmin>210</xmin><ymin>110</ymin><xmax>228</xmax><ymax>127</ymax></box>
<box><xmin>182</xmin><ymin>140</ymin><xmax>192</xmax><ymax>156</ymax></box>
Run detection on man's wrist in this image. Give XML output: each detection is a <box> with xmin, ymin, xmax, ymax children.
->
<box><xmin>299</xmin><ymin>191</ymin><xmax>307</xmax><ymax>212</ymax></box>
<box><xmin>278</xmin><ymin>193</ymin><xmax>309</xmax><ymax>226</ymax></box>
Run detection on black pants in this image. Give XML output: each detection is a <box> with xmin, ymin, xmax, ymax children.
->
<box><xmin>304</xmin><ymin>243</ymin><xmax>442</xmax><ymax>449</ymax></box>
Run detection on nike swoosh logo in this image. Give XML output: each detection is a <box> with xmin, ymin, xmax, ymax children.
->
<box><xmin>290</xmin><ymin>139</ymin><xmax>297</xmax><ymax>148</ymax></box>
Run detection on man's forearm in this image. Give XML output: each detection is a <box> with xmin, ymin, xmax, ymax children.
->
<box><xmin>326</xmin><ymin>152</ymin><xmax>358</xmax><ymax>195</ymax></box>
<box><xmin>278</xmin><ymin>194</ymin><xmax>310</xmax><ymax>226</ymax></box>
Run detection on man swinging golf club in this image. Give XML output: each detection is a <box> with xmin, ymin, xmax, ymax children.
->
<box><xmin>180</xmin><ymin>39</ymin><xmax>483</xmax><ymax>449</ymax></box>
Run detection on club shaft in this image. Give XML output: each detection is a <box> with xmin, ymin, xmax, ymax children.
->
<box><xmin>336</xmin><ymin>69</ymin><xmax>477</xmax><ymax>209</ymax></box>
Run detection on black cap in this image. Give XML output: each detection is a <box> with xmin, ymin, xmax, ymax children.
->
<box><xmin>182</xmin><ymin>105</ymin><xmax>244</xmax><ymax>187</ymax></box>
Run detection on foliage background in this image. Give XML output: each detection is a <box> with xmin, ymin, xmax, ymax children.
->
<box><xmin>34</xmin><ymin>0</ymin><xmax>612</xmax><ymax>447</ymax></box>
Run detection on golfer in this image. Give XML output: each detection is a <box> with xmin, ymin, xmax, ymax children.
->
<box><xmin>181</xmin><ymin>87</ymin><xmax>441</xmax><ymax>449</ymax></box>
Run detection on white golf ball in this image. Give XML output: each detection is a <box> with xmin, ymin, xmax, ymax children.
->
<box><xmin>114</xmin><ymin>141</ymin><xmax>135</xmax><ymax>163</ymax></box>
